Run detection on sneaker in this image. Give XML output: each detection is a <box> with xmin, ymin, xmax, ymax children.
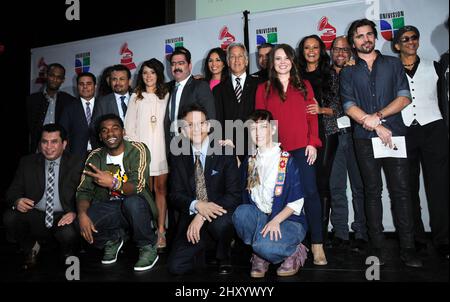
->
<box><xmin>101</xmin><ymin>239</ymin><xmax>124</xmax><ymax>264</ymax></box>
<box><xmin>250</xmin><ymin>253</ymin><xmax>269</xmax><ymax>278</ymax></box>
<box><xmin>277</xmin><ymin>243</ymin><xmax>308</xmax><ymax>277</ymax></box>
<box><xmin>134</xmin><ymin>244</ymin><xmax>159</xmax><ymax>271</ymax></box>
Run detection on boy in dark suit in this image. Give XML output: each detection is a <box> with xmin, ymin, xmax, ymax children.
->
<box><xmin>167</xmin><ymin>103</ymin><xmax>241</xmax><ymax>275</ymax></box>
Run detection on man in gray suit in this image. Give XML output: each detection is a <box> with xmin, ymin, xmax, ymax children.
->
<box><xmin>93</xmin><ymin>64</ymin><xmax>131</xmax><ymax>124</ymax></box>
<box><xmin>164</xmin><ymin>47</ymin><xmax>216</xmax><ymax>156</ymax></box>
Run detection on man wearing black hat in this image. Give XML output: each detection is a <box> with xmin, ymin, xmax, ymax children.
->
<box><xmin>394</xmin><ymin>25</ymin><xmax>449</xmax><ymax>259</ymax></box>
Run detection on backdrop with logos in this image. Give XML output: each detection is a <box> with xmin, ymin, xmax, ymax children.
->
<box><xmin>30</xmin><ymin>0</ymin><xmax>449</xmax><ymax>231</ymax></box>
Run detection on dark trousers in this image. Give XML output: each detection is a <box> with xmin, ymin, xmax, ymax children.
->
<box><xmin>316</xmin><ymin>133</ymin><xmax>339</xmax><ymax>240</ymax></box>
<box><xmin>406</xmin><ymin>119</ymin><xmax>449</xmax><ymax>246</ymax></box>
<box><xmin>81</xmin><ymin>195</ymin><xmax>156</xmax><ymax>249</ymax></box>
<box><xmin>330</xmin><ymin>132</ymin><xmax>367</xmax><ymax>240</ymax></box>
<box><xmin>290</xmin><ymin>148</ymin><xmax>323</xmax><ymax>244</ymax></box>
<box><xmin>354</xmin><ymin>139</ymin><xmax>415</xmax><ymax>249</ymax></box>
<box><xmin>167</xmin><ymin>213</ymin><xmax>234</xmax><ymax>275</ymax></box>
<box><xmin>3</xmin><ymin>209</ymin><xmax>77</xmax><ymax>254</ymax></box>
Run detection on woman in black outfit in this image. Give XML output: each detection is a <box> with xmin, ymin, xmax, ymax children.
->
<box><xmin>298</xmin><ymin>35</ymin><xmax>343</xmax><ymax>243</ymax></box>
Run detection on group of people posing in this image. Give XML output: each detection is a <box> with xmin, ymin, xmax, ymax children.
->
<box><xmin>4</xmin><ymin>18</ymin><xmax>449</xmax><ymax>279</ymax></box>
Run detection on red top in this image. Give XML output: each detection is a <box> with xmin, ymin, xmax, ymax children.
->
<box><xmin>255</xmin><ymin>80</ymin><xmax>322</xmax><ymax>151</ymax></box>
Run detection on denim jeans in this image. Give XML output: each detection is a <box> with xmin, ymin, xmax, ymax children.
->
<box><xmin>289</xmin><ymin>148</ymin><xmax>323</xmax><ymax>244</ymax></box>
<box><xmin>83</xmin><ymin>195</ymin><xmax>156</xmax><ymax>249</ymax></box>
<box><xmin>330</xmin><ymin>132</ymin><xmax>367</xmax><ymax>241</ymax></box>
<box><xmin>232</xmin><ymin>204</ymin><xmax>306</xmax><ymax>264</ymax></box>
<box><xmin>354</xmin><ymin>139</ymin><xmax>414</xmax><ymax>249</ymax></box>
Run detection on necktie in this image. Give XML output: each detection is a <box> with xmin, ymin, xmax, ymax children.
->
<box><xmin>45</xmin><ymin>161</ymin><xmax>56</xmax><ymax>228</ymax></box>
<box><xmin>85</xmin><ymin>101</ymin><xmax>92</xmax><ymax>125</ymax></box>
<box><xmin>170</xmin><ymin>83</ymin><xmax>180</xmax><ymax>122</ymax></box>
<box><xmin>120</xmin><ymin>95</ymin><xmax>127</xmax><ymax>117</ymax></box>
<box><xmin>194</xmin><ymin>152</ymin><xmax>208</xmax><ymax>202</ymax></box>
<box><xmin>235</xmin><ymin>77</ymin><xmax>242</xmax><ymax>103</ymax></box>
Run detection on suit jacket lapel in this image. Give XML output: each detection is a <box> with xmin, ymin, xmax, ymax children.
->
<box><xmin>37</xmin><ymin>155</ymin><xmax>46</xmax><ymax>198</ymax></box>
<box><xmin>204</xmin><ymin>146</ymin><xmax>217</xmax><ymax>190</ymax></box>
<box><xmin>182</xmin><ymin>151</ymin><xmax>195</xmax><ymax>193</ymax></box>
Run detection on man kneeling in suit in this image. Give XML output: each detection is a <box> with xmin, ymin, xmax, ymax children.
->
<box><xmin>4</xmin><ymin>124</ymin><xmax>84</xmax><ymax>269</ymax></box>
<box><xmin>167</xmin><ymin>103</ymin><xmax>241</xmax><ymax>275</ymax></box>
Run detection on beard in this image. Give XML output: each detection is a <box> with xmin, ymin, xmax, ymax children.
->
<box><xmin>356</xmin><ymin>42</ymin><xmax>375</xmax><ymax>54</ymax></box>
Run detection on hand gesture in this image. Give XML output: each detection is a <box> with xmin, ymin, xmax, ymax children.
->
<box><xmin>83</xmin><ymin>163</ymin><xmax>114</xmax><ymax>189</ymax></box>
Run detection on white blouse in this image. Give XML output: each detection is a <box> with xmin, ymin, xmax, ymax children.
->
<box><xmin>250</xmin><ymin>143</ymin><xmax>303</xmax><ymax>216</ymax></box>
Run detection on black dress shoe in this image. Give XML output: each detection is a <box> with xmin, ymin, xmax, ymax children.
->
<box><xmin>218</xmin><ymin>260</ymin><xmax>233</xmax><ymax>275</ymax></box>
<box><xmin>400</xmin><ymin>248</ymin><xmax>423</xmax><ymax>268</ymax></box>
<box><xmin>436</xmin><ymin>244</ymin><xmax>449</xmax><ymax>259</ymax></box>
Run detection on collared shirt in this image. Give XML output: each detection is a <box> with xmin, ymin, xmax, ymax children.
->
<box><xmin>340</xmin><ymin>51</ymin><xmax>411</xmax><ymax>139</ymax></box>
<box><xmin>231</xmin><ymin>72</ymin><xmax>247</xmax><ymax>91</ymax></box>
<box><xmin>250</xmin><ymin>143</ymin><xmax>303</xmax><ymax>216</ymax></box>
<box><xmin>81</xmin><ymin>97</ymin><xmax>95</xmax><ymax>150</ymax></box>
<box><xmin>169</xmin><ymin>75</ymin><xmax>192</xmax><ymax>128</ymax></box>
<box><xmin>35</xmin><ymin>157</ymin><xmax>63</xmax><ymax>212</ymax></box>
<box><xmin>189</xmin><ymin>137</ymin><xmax>210</xmax><ymax>215</ymax></box>
<box><xmin>43</xmin><ymin>86</ymin><xmax>57</xmax><ymax>125</ymax></box>
<box><xmin>114</xmin><ymin>93</ymin><xmax>130</xmax><ymax>121</ymax></box>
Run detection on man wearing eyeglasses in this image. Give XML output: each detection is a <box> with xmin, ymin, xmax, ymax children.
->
<box><xmin>394</xmin><ymin>25</ymin><xmax>449</xmax><ymax>259</ymax></box>
<box><xmin>328</xmin><ymin>36</ymin><xmax>368</xmax><ymax>252</ymax></box>
<box><xmin>167</xmin><ymin>103</ymin><xmax>240</xmax><ymax>275</ymax></box>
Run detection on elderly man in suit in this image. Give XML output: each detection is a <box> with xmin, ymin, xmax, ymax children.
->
<box><xmin>4</xmin><ymin>124</ymin><xmax>84</xmax><ymax>269</ymax></box>
<box><xmin>26</xmin><ymin>63</ymin><xmax>76</xmax><ymax>153</ymax></box>
<box><xmin>167</xmin><ymin>103</ymin><xmax>241</xmax><ymax>275</ymax></box>
<box><xmin>60</xmin><ymin>72</ymin><xmax>100</xmax><ymax>159</ymax></box>
<box><xmin>92</xmin><ymin>64</ymin><xmax>131</xmax><ymax>123</ymax></box>
<box><xmin>213</xmin><ymin>42</ymin><xmax>259</xmax><ymax>160</ymax></box>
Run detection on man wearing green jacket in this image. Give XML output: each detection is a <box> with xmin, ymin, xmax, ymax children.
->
<box><xmin>76</xmin><ymin>113</ymin><xmax>158</xmax><ymax>271</ymax></box>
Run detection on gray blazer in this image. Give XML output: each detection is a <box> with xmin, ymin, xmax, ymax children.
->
<box><xmin>92</xmin><ymin>93</ymin><xmax>129</xmax><ymax>126</ymax></box>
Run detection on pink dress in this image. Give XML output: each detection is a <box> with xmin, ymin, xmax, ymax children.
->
<box><xmin>124</xmin><ymin>92</ymin><xmax>169</xmax><ymax>176</ymax></box>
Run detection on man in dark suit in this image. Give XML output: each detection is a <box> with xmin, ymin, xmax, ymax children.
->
<box><xmin>167</xmin><ymin>104</ymin><xmax>241</xmax><ymax>275</ymax></box>
<box><xmin>92</xmin><ymin>64</ymin><xmax>131</xmax><ymax>123</ymax></box>
<box><xmin>60</xmin><ymin>72</ymin><xmax>100</xmax><ymax>159</ymax></box>
<box><xmin>26</xmin><ymin>63</ymin><xmax>77</xmax><ymax>153</ymax></box>
<box><xmin>213</xmin><ymin>42</ymin><xmax>259</xmax><ymax>160</ymax></box>
<box><xmin>4</xmin><ymin>124</ymin><xmax>84</xmax><ymax>269</ymax></box>
<box><xmin>251</xmin><ymin>42</ymin><xmax>274</xmax><ymax>83</ymax></box>
<box><xmin>164</xmin><ymin>47</ymin><xmax>216</xmax><ymax>156</ymax></box>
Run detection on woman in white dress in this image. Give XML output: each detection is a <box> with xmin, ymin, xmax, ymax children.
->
<box><xmin>125</xmin><ymin>58</ymin><xmax>169</xmax><ymax>251</ymax></box>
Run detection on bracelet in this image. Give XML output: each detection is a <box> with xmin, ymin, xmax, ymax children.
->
<box><xmin>112</xmin><ymin>177</ymin><xmax>122</xmax><ymax>191</ymax></box>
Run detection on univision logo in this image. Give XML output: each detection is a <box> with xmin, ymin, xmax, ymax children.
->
<box><xmin>75</xmin><ymin>52</ymin><xmax>90</xmax><ymax>74</ymax></box>
<box><xmin>379</xmin><ymin>11</ymin><xmax>405</xmax><ymax>41</ymax></box>
<box><xmin>165</xmin><ymin>37</ymin><xmax>184</xmax><ymax>59</ymax></box>
<box><xmin>256</xmin><ymin>27</ymin><xmax>278</xmax><ymax>46</ymax></box>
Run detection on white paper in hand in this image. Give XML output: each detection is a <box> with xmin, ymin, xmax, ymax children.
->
<box><xmin>337</xmin><ymin>116</ymin><xmax>351</xmax><ymax>129</ymax></box>
<box><xmin>371</xmin><ymin>136</ymin><xmax>407</xmax><ymax>158</ymax></box>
